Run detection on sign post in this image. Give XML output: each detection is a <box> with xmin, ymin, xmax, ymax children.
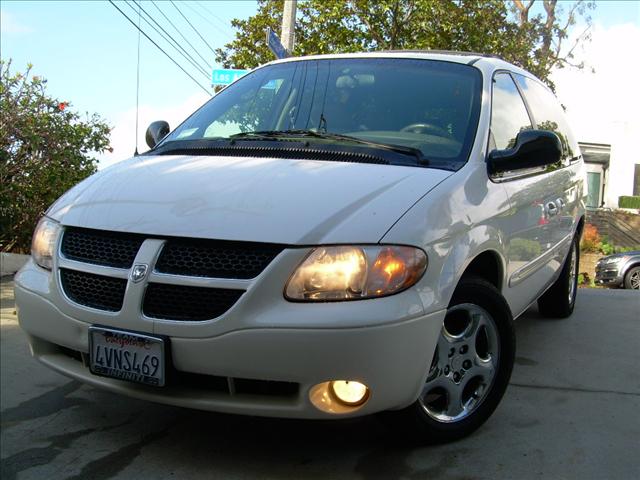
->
<box><xmin>280</xmin><ymin>0</ymin><xmax>297</xmax><ymax>54</ymax></box>
<box><xmin>211</xmin><ymin>68</ymin><xmax>249</xmax><ymax>86</ymax></box>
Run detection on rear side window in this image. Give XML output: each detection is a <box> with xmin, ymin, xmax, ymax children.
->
<box><xmin>513</xmin><ymin>74</ymin><xmax>579</xmax><ymax>160</ymax></box>
<box><xmin>490</xmin><ymin>73</ymin><xmax>532</xmax><ymax>150</ymax></box>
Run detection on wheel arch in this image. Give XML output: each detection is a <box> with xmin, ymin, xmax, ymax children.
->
<box><xmin>458</xmin><ymin>250</ymin><xmax>504</xmax><ymax>293</ymax></box>
<box><xmin>575</xmin><ymin>215</ymin><xmax>586</xmax><ymax>239</ymax></box>
<box><xmin>622</xmin><ymin>261</ymin><xmax>640</xmax><ymax>278</ymax></box>
<box><xmin>433</xmin><ymin>225</ymin><xmax>509</xmax><ymax>312</ymax></box>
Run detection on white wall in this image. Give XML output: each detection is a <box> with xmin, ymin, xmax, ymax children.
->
<box><xmin>605</xmin><ymin>121</ymin><xmax>640</xmax><ymax>208</ymax></box>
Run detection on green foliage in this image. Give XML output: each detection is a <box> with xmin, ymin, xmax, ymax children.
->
<box><xmin>615</xmin><ymin>245</ymin><xmax>640</xmax><ymax>253</ymax></box>
<box><xmin>585</xmin><ymin>232</ymin><xmax>640</xmax><ymax>256</ymax></box>
<box><xmin>599</xmin><ymin>237</ymin><xmax>640</xmax><ymax>255</ymax></box>
<box><xmin>215</xmin><ymin>0</ymin><xmax>595</xmax><ymax>85</ymax></box>
<box><xmin>618</xmin><ymin>196</ymin><xmax>640</xmax><ymax>209</ymax></box>
<box><xmin>0</xmin><ymin>61</ymin><xmax>111</xmax><ymax>252</ymax></box>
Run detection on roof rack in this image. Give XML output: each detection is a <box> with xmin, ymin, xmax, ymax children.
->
<box><xmin>380</xmin><ymin>49</ymin><xmax>504</xmax><ymax>60</ymax></box>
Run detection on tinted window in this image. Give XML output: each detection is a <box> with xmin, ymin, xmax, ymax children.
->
<box><xmin>490</xmin><ymin>73</ymin><xmax>532</xmax><ymax>150</ymax></box>
<box><xmin>514</xmin><ymin>74</ymin><xmax>578</xmax><ymax>160</ymax></box>
<box><xmin>163</xmin><ymin>58</ymin><xmax>483</xmax><ymax>168</ymax></box>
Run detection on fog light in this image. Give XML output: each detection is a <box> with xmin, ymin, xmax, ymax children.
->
<box><xmin>330</xmin><ymin>380</ymin><xmax>369</xmax><ymax>406</ymax></box>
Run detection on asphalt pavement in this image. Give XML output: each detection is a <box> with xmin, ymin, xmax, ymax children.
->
<box><xmin>1</xmin><ymin>278</ymin><xmax>639</xmax><ymax>480</ymax></box>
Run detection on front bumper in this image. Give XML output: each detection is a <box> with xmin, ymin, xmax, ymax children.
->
<box><xmin>15</xmin><ymin>259</ymin><xmax>444</xmax><ymax>419</ymax></box>
<box><xmin>594</xmin><ymin>264</ymin><xmax>622</xmax><ymax>287</ymax></box>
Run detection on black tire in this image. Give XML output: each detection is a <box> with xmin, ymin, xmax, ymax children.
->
<box><xmin>537</xmin><ymin>236</ymin><xmax>579</xmax><ymax>318</ymax></box>
<box><xmin>383</xmin><ymin>277</ymin><xmax>515</xmax><ymax>443</ymax></box>
<box><xmin>624</xmin><ymin>266</ymin><xmax>640</xmax><ymax>289</ymax></box>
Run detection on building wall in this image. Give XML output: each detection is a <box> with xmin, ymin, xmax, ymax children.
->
<box><xmin>604</xmin><ymin>121</ymin><xmax>640</xmax><ymax>208</ymax></box>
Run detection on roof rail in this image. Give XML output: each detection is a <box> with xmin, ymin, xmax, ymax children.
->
<box><xmin>380</xmin><ymin>49</ymin><xmax>504</xmax><ymax>60</ymax></box>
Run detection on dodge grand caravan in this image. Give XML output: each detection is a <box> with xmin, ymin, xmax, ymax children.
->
<box><xmin>16</xmin><ymin>51</ymin><xmax>585</xmax><ymax>442</ymax></box>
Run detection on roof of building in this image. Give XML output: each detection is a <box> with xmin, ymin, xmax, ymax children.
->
<box><xmin>579</xmin><ymin>142</ymin><xmax>611</xmax><ymax>165</ymax></box>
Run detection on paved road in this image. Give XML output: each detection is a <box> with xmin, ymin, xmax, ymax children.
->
<box><xmin>1</xmin><ymin>278</ymin><xmax>639</xmax><ymax>480</ymax></box>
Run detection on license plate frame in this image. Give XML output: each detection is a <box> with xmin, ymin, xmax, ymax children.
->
<box><xmin>89</xmin><ymin>326</ymin><xmax>166</xmax><ymax>387</ymax></box>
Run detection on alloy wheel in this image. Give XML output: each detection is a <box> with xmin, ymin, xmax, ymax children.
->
<box><xmin>419</xmin><ymin>303</ymin><xmax>500</xmax><ymax>423</ymax></box>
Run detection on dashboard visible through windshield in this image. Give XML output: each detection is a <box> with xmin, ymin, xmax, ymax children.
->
<box><xmin>161</xmin><ymin>58</ymin><xmax>482</xmax><ymax>169</ymax></box>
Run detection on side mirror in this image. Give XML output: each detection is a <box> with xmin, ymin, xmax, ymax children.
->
<box><xmin>488</xmin><ymin>130</ymin><xmax>562</xmax><ymax>175</ymax></box>
<box><xmin>145</xmin><ymin>121</ymin><xmax>170</xmax><ymax>149</ymax></box>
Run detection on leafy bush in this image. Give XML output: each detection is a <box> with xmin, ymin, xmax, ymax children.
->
<box><xmin>580</xmin><ymin>224</ymin><xmax>601</xmax><ymax>253</ymax></box>
<box><xmin>614</xmin><ymin>245</ymin><xmax>640</xmax><ymax>253</ymax></box>
<box><xmin>619</xmin><ymin>196</ymin><xmax>640</xmax><ymax>209</ymax></box>
<box><xmin>599</xmin><ymin>238</ymin><xmax>615</xmax><ymax>256</ymax></box>
<box><xmin>590</xmin><ymin>234</ymin><xmax>639</xmax><ymax>255</ymax></box>
<box><xmin>0</xmin><ymin>61</ymin><xmax>111</xmax><ymax>252</ymax></box>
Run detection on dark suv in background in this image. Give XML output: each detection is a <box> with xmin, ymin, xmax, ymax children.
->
<box><xmin>595</xmin><ymin>251</ymin><xmax>640</xmax><ymax>289</ymax></box>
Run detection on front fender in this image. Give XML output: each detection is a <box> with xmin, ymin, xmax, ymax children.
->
<box><xmin>381</xmin><ymin>162</ymin><xmax>512</xmax><ymax>315</ymax></box>
<box><xmin>436</xmin><ymin>226</ymin><xmax>507</xmax><ymax>306</ymax></box>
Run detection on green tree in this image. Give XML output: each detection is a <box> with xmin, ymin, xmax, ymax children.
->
<box><xmin>513</xmin><ymin>0</ymin><xmax>595</xmax><ymax>78</ymax></box>
<box><xmin>215</xmin><ymin>0</ymin><xmax>594</xmax><ymax>85</ymax></box>
<box><xmin>0</xmin><ymin>61</ymin><xmax>111</xmax><ymax>252</ymax></box>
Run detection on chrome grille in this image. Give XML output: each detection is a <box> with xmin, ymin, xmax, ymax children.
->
<box><xmin>57</xmin><ymin>227</ymin><xmax>280</xmax><ymax>321</ymax></box>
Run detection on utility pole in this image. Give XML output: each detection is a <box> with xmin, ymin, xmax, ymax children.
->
<box><xmin>280</xmin><ymin>0</ymin><xmax>297</xmax><ymax>55</ymax></box>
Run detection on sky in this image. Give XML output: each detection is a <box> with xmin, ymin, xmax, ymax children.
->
<box><xmin>2</xmin><ymin>0</ymin><xmax>640</xmax><ymax>167</ymax></box>
<box><xmin>1</xmin><ymin>0</ymin><xmax>258</xmax><ymax>165</ymax></box>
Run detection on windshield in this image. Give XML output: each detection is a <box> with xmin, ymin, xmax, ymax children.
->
<box><xmin>162</xmin><ymin>58</ymin><xmax>482</xmax><ymax>168</ymax></box>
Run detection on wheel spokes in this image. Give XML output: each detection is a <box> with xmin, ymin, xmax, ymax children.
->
<box><xmin>420</xmin><ymin>303</ymin><xmax>501</xmax><ymax>423</ymax></box>
<box><xmin>443</xmin><ymin>381</ymin><xmax>464</xmax><ymax>417</ymax></box>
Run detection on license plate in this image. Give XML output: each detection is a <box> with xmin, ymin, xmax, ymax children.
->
<box><xmin>89</xmin><ymin>327</ymin><xmax>165</xmax><ymax>387</ymax></box>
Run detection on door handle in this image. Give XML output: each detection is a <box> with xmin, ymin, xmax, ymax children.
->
<box><xmin>546</xmin><ymin>202</ymin><xmax>558</xmax><ymax>216</ymax></box>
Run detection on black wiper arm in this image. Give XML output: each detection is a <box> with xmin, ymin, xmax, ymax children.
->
<box><xmin>289</xmin><ymin>130</ymin><xmax>428</xmax><ymax>163</ymax></box>
<box><xmin>230</xmin><ymin>129</ymin><xmax>429</xmax><ymax>164</ymax></box>
<box><xmin>228</xmin><ymin>130</ymin><xmax>293</xmax><ymax>140</ymax></box>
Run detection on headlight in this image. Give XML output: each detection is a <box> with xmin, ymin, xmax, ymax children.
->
<box><xmin>31</xmin><ymin>217</ymin><xmax>61</xmax><ymax>270</ymax></box>
<box><xmin>602</xmin><ymin>256</ymin><xmax>625</xmax><ymax>265</ymax></box>
<box><xmin>285</xmin><ymin>245</ymin><xmax>427</xmax><ymax>301</ymax></box>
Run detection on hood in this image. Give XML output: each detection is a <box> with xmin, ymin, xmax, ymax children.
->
<box><xmin>600</xmin><ymin>251</ymin><xmax>640</xmax><ymax>261</ymax></box>
<box><xmin>48</xmin><ymin>155</ymin><xmax>451</xmax><ymax>245</ymax></box>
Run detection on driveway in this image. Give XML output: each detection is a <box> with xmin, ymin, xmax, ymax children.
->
<box><xmin>1</xmin><ymin>278</ymin><xmax>639</xmax><ymax>479</ymax></box>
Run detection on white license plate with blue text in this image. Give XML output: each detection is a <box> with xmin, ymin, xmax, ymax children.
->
<box><xmin>89</xmin><ymin>327</ymin><xmax>165</xmax><ymax>387</ymax></box>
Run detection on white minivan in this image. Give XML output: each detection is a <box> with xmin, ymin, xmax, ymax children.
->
<box><xmin>16</xmin><ymin>51</ymin><xmax>585</xmax><ymax>442</ymax></box>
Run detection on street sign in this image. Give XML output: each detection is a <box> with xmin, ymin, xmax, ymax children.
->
<box><xmin>266</xmin><ymin>27</ymin><xmax>288</xmax><ymax>60</ymax></box>
<box><xmin>211</xmin><ymin>68</ymin><xmax>249</xmax><ymax>86</ymax></box>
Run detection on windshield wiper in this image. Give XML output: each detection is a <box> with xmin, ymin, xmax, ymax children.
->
<box><xmin>229</xmin><ymin>130</ymin><xmax>429</xmax><ymax>165</ymax></box>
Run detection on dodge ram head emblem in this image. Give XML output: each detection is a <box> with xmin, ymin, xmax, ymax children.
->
<box><xmin>130</xmin><ymin>264</ymin><xmax>148</xmax><ymax>283</ymax></box>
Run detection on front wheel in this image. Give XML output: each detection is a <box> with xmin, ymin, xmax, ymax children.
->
<box><xmin>384</xmin><ymin>277</ymin><xmax>515</xmax><ymax>443</ymax></box>
<box><xmin>624</xmin><ymin>266</ymin><xmax>640</xmax><ymax>289</ymax></box>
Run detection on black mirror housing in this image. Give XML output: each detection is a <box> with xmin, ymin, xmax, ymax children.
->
<box><xmin>488</xmin><ymin>130</ymin><xmax>562</xmax><ymax>175</ymax></box>
<box><xmin>145</xmin><ymin>121</ymin><xmax>170</xmax><ymax>149</ymax></box>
